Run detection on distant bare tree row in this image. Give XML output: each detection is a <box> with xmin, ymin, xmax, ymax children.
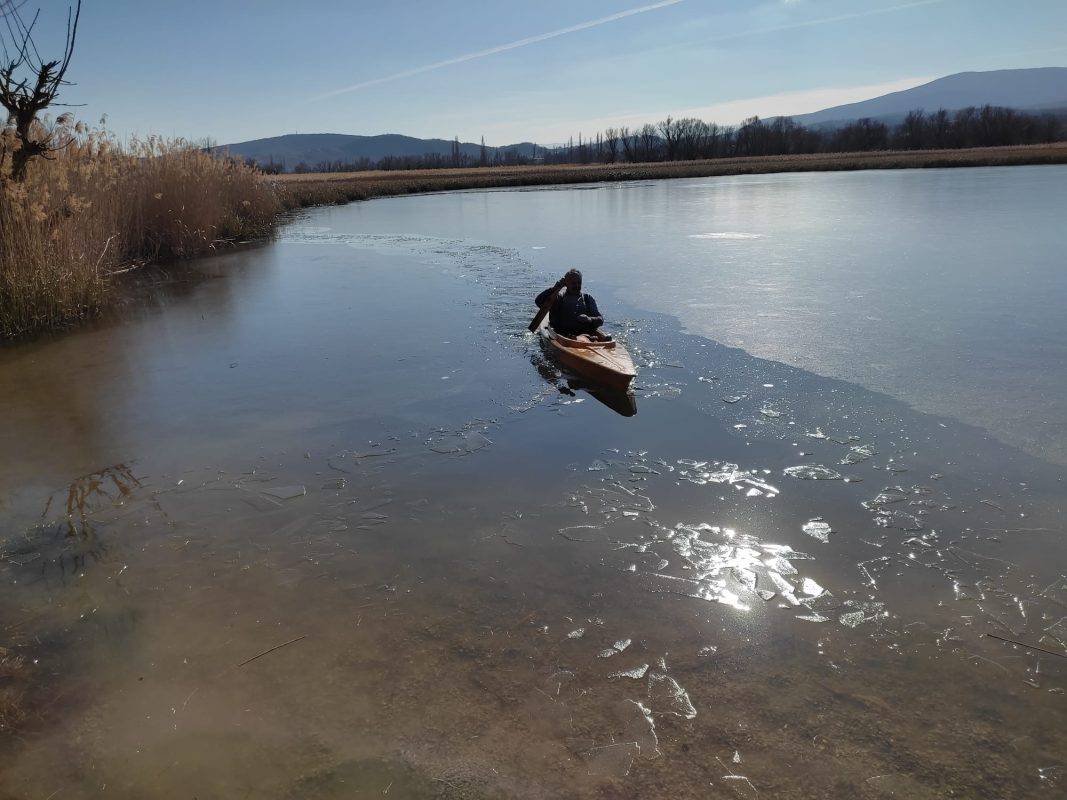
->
<box><xmin>267</xmin><ymin>144</ymin><xmax>547</xmax><ymax>174</ymax></box>
<box><xmin>540</xmin><ymin>105</ymin><xmax>1063</xmax><ymax>165</ymax></box>
<box><xmin>245</xmin><ymin>105</ymin><xmax>1063</xmax><ymax>174</ymax></box>
<box><xmin>888</xmin><ymin>106</ymin><xmax>1062</xmax><ymax>150</ymax></box>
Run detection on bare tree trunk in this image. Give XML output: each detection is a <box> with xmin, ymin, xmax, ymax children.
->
<box><xmin>0</xmin><ymin>1</ymin><xmax>82</xmax><ymax>181</ymax></box>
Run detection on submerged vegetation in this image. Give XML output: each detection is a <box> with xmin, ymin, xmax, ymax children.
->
<box><xmin>0</xmin><ymin>646</ymin><xmax>28</xmax><ymax>733</ymax></box>
<box><xmin>0</xmin><ymin>123</ymin><xmax>279</xmax><ymax>338</ymax></box>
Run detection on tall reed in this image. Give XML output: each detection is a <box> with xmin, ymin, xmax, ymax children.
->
<box><xmin>0</xmin><ymin>122</ymin><xmax>280</xmax><ymax>339</ymax></box>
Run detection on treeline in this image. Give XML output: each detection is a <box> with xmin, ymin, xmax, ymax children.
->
<box><xmin>537</xmin><ymin>104</ymin><xmax>1063</xmax><ymax>164</ymax></box>
<box><xmin>285</xmin><ymin>146</ymin><xmax>542</xmax><ymax>174</ymax></box>
<box><xmin>252</xmin><ymin>137</ymin><xmax>543</xmax><ymax>174</ymax></box>
<box><xmin>251</xmin><ymin>105</ymin><xmax>1064</xmax><ymax>173</ymax></box>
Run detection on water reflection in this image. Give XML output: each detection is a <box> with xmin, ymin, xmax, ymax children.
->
<box><xmin>568</xmin><ymin>380</ymin><xmax>637</xmax><ymax>417</ymax></box>
<box><xmin>528</xmin><ymin>346</ymin><xmax>638</xmax><ymax>417</ymax></box>
<box><xmin>0</xmin><ymin>252</ymin><xmax>254</xmax><ymax>504</ymax></box>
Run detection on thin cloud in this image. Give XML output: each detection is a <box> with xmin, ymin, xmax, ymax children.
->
<box><xmin>994</xmin><ymin>43</ymin><xmax>1067</xmax><ymax>59</ymax></box>
<box><xmin>311</xmin><ymin>0</ymin><xmax>684</xmax><ymax>101</ymax></box>
<box><xmin>704</xmin><ymin>0</ymin><xmax>948</xmax><ymax>45</ymax></box>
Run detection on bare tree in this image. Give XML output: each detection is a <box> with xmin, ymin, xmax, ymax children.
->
<box><xmin>657</xmin><ymin>116</ymin><xmax>678</xmax><ymax>161</ymax></box>
<box><xmin>638</xmin><ymin>124</ymin><xmax>658</xmax><ymax>161</ymax></box>
<box><xmin>929</xmin><ymin>108</ymin><xmax>950</xmax><ymax>149</ymax></box>
<box><xmin>703</xmin><ymin>122</ymin><xmax>720</xmax><ymax>158</ymax></box>
<box><xmin>602</xmin><ymin>127</ymin><xmax>619</xmax><ymax>163</ymax></box>
<box><xmin>619</xmin><ymin>126</ymin><xmax>635</xmax><ymax>162</ymax></box>
<box><xmin>1</xmin><ymin>1</ymin><xmax>27</xmax><ymax>19</ymax></box>
<box><xmin>674</xmin><ymin>117</ymin><xmax>705</xmax><ymax>160</ymax></box>
<box><xmin>895</xmin><ymin>110</ymin><xmax>926</xmax><ymax>150</ymax></box>
<box><xmin>0</xmin><ymin>0</ymin><xmax>82</xmax><ymax>181</ymax></box>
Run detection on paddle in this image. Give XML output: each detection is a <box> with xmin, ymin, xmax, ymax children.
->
<box><xmin>528</xmin><ymin>282</ymin><xmax>562</xmax><ymax>332</ymax></box>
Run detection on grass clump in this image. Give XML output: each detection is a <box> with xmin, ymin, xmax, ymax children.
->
<box><xmin>1</xmin><ymin>121</ymin><xmax>280</xmax><ymax>339</ymax></box>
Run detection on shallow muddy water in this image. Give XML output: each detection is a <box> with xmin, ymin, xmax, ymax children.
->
<box><xmin>1</xmin><ymin>169</ymin><xmax>1065</xmax><ymax>799</ymax></box>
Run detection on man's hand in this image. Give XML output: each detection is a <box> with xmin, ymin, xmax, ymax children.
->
<box><xmin>554</xmin><ymin>277</ymin><xmax>567</xmax><ymax>290</ymax></box>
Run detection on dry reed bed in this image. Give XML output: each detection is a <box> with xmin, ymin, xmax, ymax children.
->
<box><xmin>0</xmin><ymin>128</ymin><xmax>279</xmax><ymax>338</ymax></box>
<box><xmin>275</xmin><ymin>142</ymin><xmax>1067</xmax><ymax>206</ymax></box>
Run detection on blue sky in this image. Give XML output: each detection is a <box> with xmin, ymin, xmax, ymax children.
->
<box><xmin>19</xmin><ymin>0</ymin><xmax>1067</xmax><ymax>145</ymax></box>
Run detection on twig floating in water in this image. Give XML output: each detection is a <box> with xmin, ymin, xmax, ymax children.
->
<box><xmin>237</xmin><ymin>635</ymin><xmax>307</xmax><ymax>667</ymax></box>
<box><xmin>497</xmin><ymin>535</ymin><xmax>526</xmax><ymax>548</ymax></box>
<box><xmin>985</xmin><ymin>633</ymin><xmax>1067</xmax><ymax>660</ymax></box>
<box><xmin>557</xmin><ymin>531</ymin><xmax>599</xmax><ymax>543</ymax></box>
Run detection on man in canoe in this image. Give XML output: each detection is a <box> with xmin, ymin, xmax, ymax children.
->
<box><xmin>534</xmin><ymin>269</ymin><xmax>604</xmax><ymax>338</ymax></box>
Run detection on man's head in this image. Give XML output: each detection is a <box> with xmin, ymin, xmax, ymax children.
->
<box><xmin>563</xmin><ymin>268</ymin><xmax>582</xmax><ymax>293</ymax></box>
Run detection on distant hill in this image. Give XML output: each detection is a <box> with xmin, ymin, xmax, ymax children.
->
<box><xmin>213</xmin><ymin>133</ymin><xmax>539</xmax><ymax>170</ymax></box>
<box><xmin>790</xmin><ymin>68</ymin><xmax>1067</xmax><ymax>129</ymax></box>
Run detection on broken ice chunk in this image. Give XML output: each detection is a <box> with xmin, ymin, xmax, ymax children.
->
<box><xmin>598</xmin><ymin>638</ymin><xmax>632</xmax><ymax>658</ymax></box>
<box><xmin>768</xmin><ymin>572</ymin><xmax>799</xmax><ymax>606</ymax></box>
<box><xmin>802</xmin><ymin>518</ymin><xmax>832</xmax><ymax>543</ymax></box>
<box><xmin>840</xmin><ymin>444</ymin><xmax>875</xmax><ymax>465</ymax></box>
<box><xmin>648</xmin><ymin>672</ymin><xmax>697</xmax><ymax>719</ymax></box>
<box><xmin>784</xmin><ymin>465</ymin><xmax>843</xmax><ymax>481</ymax></box>
<box><xmin>609</xmin><ymin>664</ymin><xmax>650</xmax><ymax>680</ymax></box>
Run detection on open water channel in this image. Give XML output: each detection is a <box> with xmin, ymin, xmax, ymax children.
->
<box><xmin>1</xmin><ymin>167</ymin><xmax>1065</xmax><ymax>798</ymax></box>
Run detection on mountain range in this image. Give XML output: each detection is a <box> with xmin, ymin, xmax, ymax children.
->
<box><xmin>789</xmin><ymin>67</ymin><xmax>1067</xmax><ymax>128</ymax></box>
<box><xmin>213</xmin><ymin>133</ymin><xmax>539</xmax><ymax>169</ymax></box>
<box><xmin>216</xmin><ymin>67</ymin><xmax>1067</xmax><ymax>169</ymax></box>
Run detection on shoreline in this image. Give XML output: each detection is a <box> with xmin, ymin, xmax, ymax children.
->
<box><xmin>4</xmin><ymin>142</ymin><xmax>1064</xmax><ymax>342</ymax></box>
<box><xmin>273</xmin><ymin>142</ymin><xmax>1067</xmax><ymax>206</ymax></box>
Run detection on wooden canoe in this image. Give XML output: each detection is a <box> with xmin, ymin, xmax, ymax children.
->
<box><xmin>543</xmin><ymin>328</ymin><xmax>637</xmax><ymax>392</ymax></box>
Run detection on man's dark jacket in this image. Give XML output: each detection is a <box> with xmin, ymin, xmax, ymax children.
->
<box><xmin>535</xmin><ymin>287</ymin><xmax>603</xmax><ymax>336</ymax></box>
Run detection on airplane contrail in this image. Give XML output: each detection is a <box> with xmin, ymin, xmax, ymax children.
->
<box><xmin>311</xmin><ymin>0</ymin><xmax>685</xmax><ymax>101</ymax></box>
